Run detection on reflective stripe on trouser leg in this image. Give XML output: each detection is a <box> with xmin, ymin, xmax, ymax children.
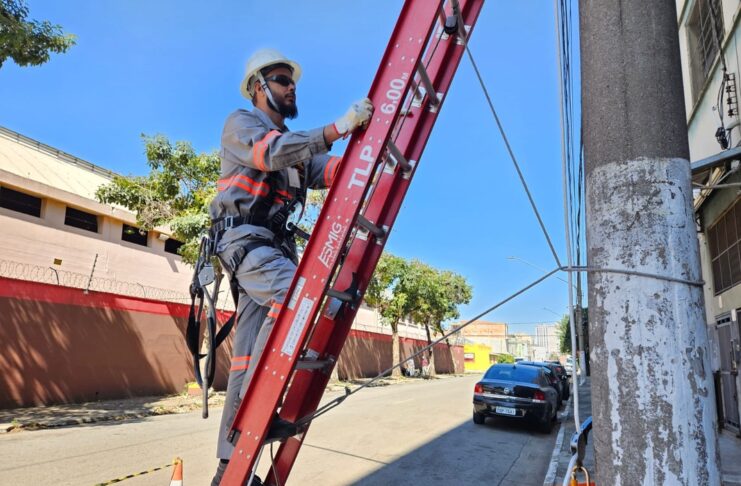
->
<box><xmin>214</xmin><ymin>244</ymin><xmax>297</xmax><ymax>460</ymax></box>
<box><xmin>216</xmin><ymin>292</ymin><xmax>267</xmax><ymax>460</ymax></box>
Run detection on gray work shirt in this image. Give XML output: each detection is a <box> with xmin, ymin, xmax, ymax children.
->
<box><xmin>209</xmin><ymin>107</ymin><xmax>342</xmax><ymax>252</ymax></box>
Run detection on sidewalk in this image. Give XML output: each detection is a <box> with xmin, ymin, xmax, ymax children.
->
<box><xmin>0</xmin><ymin>374</ymin><xmax>448</xmax><ymax>434</ymax></box>
<box><xmin>0</xmin><ymin>391</ymin><xmax>227</xmax><ymax>433</ymax></box>
<box><xmin>545</xmin><ymin>376</ymin><xmax>741</xmax><ymax>485</ymax></box>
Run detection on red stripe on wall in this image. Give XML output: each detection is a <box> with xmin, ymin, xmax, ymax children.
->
<box><xmin>0</xmin><ymin>277</ymin><xmax>232</xmax><ymax>320</ymax></box>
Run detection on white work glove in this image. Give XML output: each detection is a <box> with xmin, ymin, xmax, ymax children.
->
<box><xmin>334</xmin><ymin>98</ymin><xmax>374</xmax><ymax>137</ymax></box>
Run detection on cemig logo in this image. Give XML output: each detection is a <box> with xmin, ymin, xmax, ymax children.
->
<box><xmin>347</xmin><ymin>144</ymin><xmax>375</xmax><ymax>189</ymax></box>
<box><xmin>318</xmin><ymin>221</ymin><xmax>344</xmax><ymax>269</ymax></box>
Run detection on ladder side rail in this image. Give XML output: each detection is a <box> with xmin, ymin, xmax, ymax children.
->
<box><xmin>266</xmin><ymin>1</ymin><xmax>485</xmax><ymax>482</ymax></box>
<box><xmin>221</xmin><ymin>2</ymin><xmax>442</xmax><ymax>483</ymax></box>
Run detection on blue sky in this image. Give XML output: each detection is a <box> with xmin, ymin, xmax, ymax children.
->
<box><xmin>1</xmin><ymin>1</ymin><xmax>577</xmax><ymax>337</ymax></box>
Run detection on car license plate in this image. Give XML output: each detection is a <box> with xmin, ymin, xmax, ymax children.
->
<box><xmin>495</xmin><ymin>406</ymin><xmax>516</xmax><ymax>416</ymax></box>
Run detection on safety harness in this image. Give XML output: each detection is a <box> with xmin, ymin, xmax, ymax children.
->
<box><xmin>186</xmin><ymin>166</ymin><xmax>309</xmax><ymax>418</ymax></box>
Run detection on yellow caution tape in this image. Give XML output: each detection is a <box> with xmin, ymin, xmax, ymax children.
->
<box><xmin>93</xmin><ymin>461</ymin><xmax>174</xmax><ymax>486</ymax></box>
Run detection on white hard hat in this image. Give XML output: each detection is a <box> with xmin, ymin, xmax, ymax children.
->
<box><xmin>240</xmin><ymin>48</ymin><xmax>302</xmax><ymax>100</ymax></box>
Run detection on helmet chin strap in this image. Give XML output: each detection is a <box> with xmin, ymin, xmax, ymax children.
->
<box><xmin>257</xmin><ymin>72</ymin><xmax>281</xmax><ymax>115</ymax></box>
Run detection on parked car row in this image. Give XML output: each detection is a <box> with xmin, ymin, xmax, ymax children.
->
<box><xmin>472</xmin><ymin>362</ymin><xmax>572</xmax><ymax>434</ymax></box>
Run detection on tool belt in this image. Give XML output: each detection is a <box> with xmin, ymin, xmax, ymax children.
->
<box><xmin>187</xmin><ymin>202</ymin><xmax>310</xmax><ymax>418</ymax></box>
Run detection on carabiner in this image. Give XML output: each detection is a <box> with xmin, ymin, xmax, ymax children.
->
<box><xmin>569</xmin><ymin>465</ymin><xmax>591</xmax><ymax>486</ymax></box>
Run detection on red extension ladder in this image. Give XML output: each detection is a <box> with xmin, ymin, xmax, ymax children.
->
<box><xmin>222</xmin><ymin>1</ymin><xmax>484</xmax><ymax>483</ymax></box>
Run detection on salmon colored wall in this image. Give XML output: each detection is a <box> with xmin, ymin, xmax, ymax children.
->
<box><xmin>0</xmin><ymin>277</ymin><xmax>463</xmax><ymax>408</ymax></box>
<box><xmin>0</xmin><ymin>277</ymin><xmax>231</xmax><ymax>408</ymax></box>
<box><xmin>337</xmin><ymin>331</ymin><xmax>464</xmax><ymax>379</ymax></box>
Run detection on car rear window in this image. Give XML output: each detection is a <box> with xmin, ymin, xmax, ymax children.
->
<box><xmin>484</xmin><ymin>365</ymin><xmax>539</xmax><ymax>384</ymax></box>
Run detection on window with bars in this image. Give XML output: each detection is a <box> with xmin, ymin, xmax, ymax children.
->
<box><xmin>687</xmin><ymin>0</ymin><xmax>724</xmax><ymax>102</ymax></box>
<box><xmin>0</xmin><ymin>186</ymin><xmax>42</xmax><ymax>217</ymax></box>
<box><xmin>65</xmin><ymin>207</ymin><xmax>99</xmax><ymax>233</ymax></box>
<box><xmin>708</xmin><ymin>197</ymin><xmax>741</xmax><ymax>294</ymax></box>
<box><xmin>121</xmin><ymin>224</ymin><xmax>148</xmax><ymax>246</ymax></box>
<box><xmin>164</xmin><ymin>238</ymin><xmax>184</xmax><ymax>255</ymax></box>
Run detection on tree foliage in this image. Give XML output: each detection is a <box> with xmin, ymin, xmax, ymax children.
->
<box><xmin>558</xmin><ymin>313</ymin><xmax>571</xmax><ymax>354</ymax></box>
<box><xmin>95</xmin><ymin>134</ymin><xmax>219</xmax><ymax>263</ymax></box>
<box><xmin>0</xmin><ymin>0</ymin><xmax>75</xmax><ymax>68</ymax></box>
<box><xmin>365</xmin><ymin>253</ymin><xmax>473</xmax><ymax>376</ymax></box>
<box><xmin>492</xmin><ymin>353</ymin><xmax>515</xmax><ymax>364</ymax></box>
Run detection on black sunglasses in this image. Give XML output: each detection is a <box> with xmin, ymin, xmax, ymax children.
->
<box><xmin>264</xmin><ymin>74</ymin><xmax>295</xmax><ymax>88</ymax></box>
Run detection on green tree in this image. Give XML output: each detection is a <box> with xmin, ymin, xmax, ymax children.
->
<box><xmin>493</xmin><ymin>353</ymin><xmax>514</xmax><ymax>364</ymax></box>
<box><xmin>557</xmin><ymin>313</ymin><xmax>571</xmax><ymax>354</ymax></box>
<box><xmin>406</xmin><ymin>260</ymin><xmax>472</xmax><ymax>376</ymax></box>
<box><xmin>366</xmin><ymin>255</ymin><xmax>473</xmax><ymax>378</ymax></box>
<box><xmin>0</xmin><ymin>0</ymin><xmax>75</xmax><ymax>68</ymax></box>
<box><xmin>365</xmin><ymin>253</ymin><xmax>409</xmax><ymax>377</ymax></box>
<box><xmin>95</xmin><ymin>134</ymin><xmax>219</xmax><ymax>264</ymax></box>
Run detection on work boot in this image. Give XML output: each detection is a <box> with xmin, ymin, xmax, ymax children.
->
<box><xmin>211</xmin><ymin>459</ymin><xmax>263</xmax><ymax>486</ymax></box>
<box><xmin>266</xmin><ymin>415</ymin><xmax>300</xmax><ymax>441</ymax></box>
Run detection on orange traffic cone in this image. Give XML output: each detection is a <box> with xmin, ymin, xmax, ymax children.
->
<box><xmin>169</xmin><ymin>457</ymin><xmax>183</xmax><ymax>486</ymax></box>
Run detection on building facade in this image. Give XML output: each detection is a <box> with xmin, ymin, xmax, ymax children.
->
<box><xmin>0</xmin><ymin>126</ymin><xmax>463</xmax><ymax>407</ymax></box>
<box><xmin>535</xmin><ymin>323</ymin><xmax>559</xmax><ymax>356</ymax></box>
<box><xmin>677</xmin><ymin>0</ymin><xmax>741</xmax><ymax>432</ymax></box>
<box><xmin>452</xmin><ymin>320</ymin><xmax>508</xmax><ymax>354</ymax></box>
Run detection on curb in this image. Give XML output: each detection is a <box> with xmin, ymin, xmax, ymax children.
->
<box><xmin>543</xmin><ymin>393</ymin><xmax>574</xmax><ymax>486</ymax></box>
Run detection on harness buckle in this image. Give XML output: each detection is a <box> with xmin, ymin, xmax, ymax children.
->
<box><xmin>223</xmin><ymin>215</ymin><xmax>235</xmax><ymax>230</ymax></box>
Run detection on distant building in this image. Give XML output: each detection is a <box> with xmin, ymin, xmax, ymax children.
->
<box><xmin>452</xmin><ymin>320</ymin><xmax>508</xmax><ymax>353</ymax></box>
<box><xmin>507</xmin><ymin>333</ymin><xmax>533</xmax><ymax>360</ymax></box>
<box><xmin>535</xmin><ymin>323</ymin><xmax>559</xmax><ymax>356</ymax></box>
<box><xmin>463</xmin><ymin>342</ymin><xmax>492</xmax><ymax>372</ymax></box>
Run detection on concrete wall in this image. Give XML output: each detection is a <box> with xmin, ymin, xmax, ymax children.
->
<box><xmin>0</xmin><ymin>277</ymin><xmax>224</xmax><ymax>408</ymax></box>
<box><xmin>0</xmin><ymin>277</ymin><xmax>463</xmax><ymax>409</ymax></box>
<box><xmin>0</xmin><ymin>195</ymin><xmax>192</xmax><ymax>300</ymax></box>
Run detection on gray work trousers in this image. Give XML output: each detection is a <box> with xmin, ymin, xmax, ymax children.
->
<box><xmin>215</xmin><ymin>242</ymin><xmax>296</xmax><ymax>460</ymax></box>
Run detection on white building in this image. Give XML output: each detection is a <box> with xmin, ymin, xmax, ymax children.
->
<box><xmin>677</xmin><ymin>0</ymin><xmax>741</xmax><ymax>432</ymax></box>
<box><xmin>535</xmin><ymin>323</ymin><xmax>559</xmax><ymax>356</ymax></box>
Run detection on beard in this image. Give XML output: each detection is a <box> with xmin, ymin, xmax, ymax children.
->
<box><xmin>271</xmin><ymin>95</ymin><xmax>298</xmax><ymax>120</ymax></box>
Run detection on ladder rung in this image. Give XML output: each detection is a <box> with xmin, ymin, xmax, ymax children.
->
<box><xmin>387</xmin><ymin>142</ymin><xmax>412</xmax><ymax>172</ymax></box>
<box><xmin>326</xmin><ymin>288</ymin><xmax>356</xmax><ymax>303</ymax></box>
<box><xmin>356</xmin><ymin>214</ymin><xmax>386</xmax><ymax>239</ymax></box>
<box><xmin>416</xmin><ymin>62</ymin><xmax>440</xmax><ymax>106</ymax></box>
<box><xmin>296</xmin><ymin>359</ymin><xmax>331</xmax><ymax>371</ymax></box>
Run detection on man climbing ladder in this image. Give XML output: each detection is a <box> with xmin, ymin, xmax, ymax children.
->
<box><xmin>188</xmin><ymin>1</ymin><xmax>486</xmax><ymax>484</ymax></box>
<box><xmin>207</xmin><ymin>49</ymin><xmax>373</xmax><ymax>485</ymax></box>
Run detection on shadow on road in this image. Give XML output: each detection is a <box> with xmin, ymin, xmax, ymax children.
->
<box><xmin>352</xmin><ymin>415</ymin><xmax>555</xmax><ymax>485</ymax></box>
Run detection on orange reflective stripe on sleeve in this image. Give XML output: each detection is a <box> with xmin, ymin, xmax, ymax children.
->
<box><xmin>252</xmin><ymin>130</ymin><xmax>281</xmax><ymax>171</ymax></box>
<box><xmin>324</xmin><ymin>156</ymin><xmax>341</xmax><ymax>187</ymax></box>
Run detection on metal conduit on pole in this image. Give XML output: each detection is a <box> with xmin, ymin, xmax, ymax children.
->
<box><xmin>580</xmin><ymin>0</ymin><xmax>720</xmax><ymax>483</ymax></box>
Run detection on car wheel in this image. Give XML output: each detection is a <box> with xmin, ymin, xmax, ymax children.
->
<box><xmin>473</xmin><ymin>412</ymin><xmax>486</xmax><ymax>425</ymax></box>
<box><xmin>539</xmin><ymin>407</ymin><xmax>554</xmax><ymax>433</ymax></box>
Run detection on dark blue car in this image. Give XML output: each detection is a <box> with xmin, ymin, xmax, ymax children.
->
<box><xmin>473</xmin><ymin>363</ymin><xmax>559</xmax><ymax>433</ymax></box>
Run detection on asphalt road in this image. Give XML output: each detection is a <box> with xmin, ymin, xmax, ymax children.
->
<box><xmin>0</xmin><ymin>375</ymin><xmax>558</xmax><ymax>485</ymax></box>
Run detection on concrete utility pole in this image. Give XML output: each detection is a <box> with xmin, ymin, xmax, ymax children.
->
<box><xmin>580</xmin><ymin>1</ymin><xmax>721</xmax><ymax>484</ymax></box>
